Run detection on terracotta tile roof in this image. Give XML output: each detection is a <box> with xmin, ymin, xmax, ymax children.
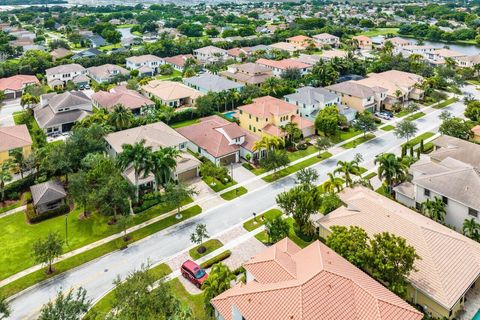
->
<box><xmin>256</xmin><ymin>58</ymin><xmax>311</xmax><ymax>70</ymax></box>
<box><xmin>287</xmin><ymin>35</ymin><xmax>313</xmax><ymax>43</ymax></box>
<box><xmin>356</xmin><ymin>70</ymin><xmax>423</xmax><ymax>98</ymax></box>
<box><xmin>92</xmin><ymin>85</ymin><xmax>154</xmax><ymax>111</ymax></box>
<box><xmin>141</xmin><ymin>80</ymin><xmax>203</xmax><ymax>102</ymax></box>
<box><xmin>291</xmin><ymin>115</ymin><xmax>314</xmax><ymax>129</ymax></box>
<box><xmin>238</xmin><ymin>96</ymin><xmax>297</xmax><ymax>118</ymax></box>
<box><xmin>164</xmin><ymin>54</ymin><xmax>193</xmax><ymax>68</ymax></box>
<box><xmin>0</xmin><ymin>124</ymin><xmax>32</xmax><ymax>152</ymax></box>
<box><xmin>317</xmin><ymin>186</ymin><xmax>480</xmax><ymax>310</ymax></box>
<box><xmin>212</xmin><ymin>238</ymin><xmax>422</xmax><ymax>320</ymax></box>
<box><xmin>353</xmin><ymin>35</ymin><xmax>372</xmax><ymax>42</ymax></box>
<box><xmin>0</xmin><ymin>75</ymin><xmax>39</xmax><ymax>91</ymax></box>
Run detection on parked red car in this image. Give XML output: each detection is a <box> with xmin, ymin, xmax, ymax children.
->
<box><xmin>181</xmin><ymin>260</ymin><xmax>208</xmax><ymax>288</ymax></box>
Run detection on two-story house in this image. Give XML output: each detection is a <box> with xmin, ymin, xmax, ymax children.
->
<box><xmin>238</xmin><ymin>96</ymin><xmax>315</xmax><ymax>138</ymax></box>
<box><xmin>0</xmin><ymin>75</ymin><xmax>39</xmax><ymax>99</ymax></box>
<box><xmin>183</xmin><ymin>74</ymin><xmax>244</xmax><ymax>94</ymax></box>
<box><xmin>86</xmin><ymin>64</ymin><xmax>129</xmax><ymax>84</ymax></box>
<box><xmin>34</xmin><ymin>91</ymin><xmax>92</xmax><ymax>135</ymax></box>
<box><xmin>312</xmin><ymin>33</ymin><xmax>340</xmax><ymax>47</ymax></box>
<box><xmin>141</xmin><ymin>80</ymin><xmax>203</xmax><ymax>108</ymax></box>
<box><xmin>394</xmin><ymin>135</ymin><xmax>480</xmax><ymax>231</ymax></box>
<box><xmin>0</xmin><ymin>125</ymin><xmax>32</xmax><ymax>165</ymax></box>
<box><xmin>219</xmin><ymin>63</ymin><xmax>273</xmax><ymax>86</ymax></box>
<box><xmin>125</xmin><ymin>54</ymin><xmax>163</xmax><ymax>76</ymax></box>
<box><xmin>325</xmin><ymin>81</ymin><xmax>386</xmax><ymax>113</ymax></box>
<box><xmin>255</xmin><ymin>58</ymin><xmax>312</xmax><ymax>77</ymax></box>
<box><xmin>193</xmin><ymin>45</ymin><xmax>228</xmax><ymax>64</ymax></box>
<box><xmin>45</xmin><ymin>63</ymin><xmax>88</xmax><ymax>88</ymax></box>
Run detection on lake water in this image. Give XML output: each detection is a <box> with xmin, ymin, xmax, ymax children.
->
<box><xmin>371</xmin><ymin>35</ymin><xmax>480</xmax><ymax>56</ymax></box>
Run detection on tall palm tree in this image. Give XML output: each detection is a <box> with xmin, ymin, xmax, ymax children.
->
<box><xmin>334</xmin><ymin>160</ymin><xmax>360</xmax><ymax>188</ymax></box>
<box><xmin>252</xmin><ymin>136</ymin><xmax>284</xmax><ymax>152</ymax></box>
<box><xmin>382</xmin><ymin>40</ymin><xmax>394</xmax><ymax>56</ymax></box>
<box><xmin>0</xmin><ymin>162</ymin><xmax>12</xmax><ymax>202</ymax></box>
<box><xmin>116</xmin><ymin>140</ymin><xmax>153</xmax><ymax>203</ymax></box>
<box><xmin>109</xmin><ymin>104</ymin><xmax>133</xmax><ymax>130</ymax></box>
<box><xmin>150</xmin><ymin>147</ymin><xmax>179</xmax><ymax>192</ymax></box>
<box><xmin>323</xmin><ymin>172</ymin><xmax>344</xmax><ymax>193</ymax></box>
<box><xmin>280</xmin><ymin>121</ymin><xmax>301</xmax><ymax>145</ymax></box>
<box><xmin>422</xmin><ymin>197</ymin><xmax>446</xmax><ymax>223</ymax></box>
<box><xmin>463</xmin><ymin>218</ymin><xmax>480</xmax><ymax>241</ymax></box>
<box><xmin>374</xmin><ymin>153</ymin><xmax>408</xmax><ymax>194</ymax></box>
<box><xmin>202</xmin><ymin>263</ymin><xmax>236</xmax><ymax>317</ymax></box>
<box><xmin>261</xmin><ymin>77</ymin><xmax>281</xmax><ymax>96</ymax></box>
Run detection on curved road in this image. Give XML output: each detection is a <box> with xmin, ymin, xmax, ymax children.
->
<box><xmin>7</xmin><ymin>88</ymin><xmax>471</xmax><ymax>319</ymax></box>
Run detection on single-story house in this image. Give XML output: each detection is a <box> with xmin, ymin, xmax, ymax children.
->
<box><xmin>141</xmin><ymin>80</ymin><xmax>203</xmax><ymax>108</ymax></box>
<box><xmin>0</xmin><ymin>75</ymin><xmax>39</xmax><ymax>99</ymax></box>
<box><xmin>86</xmin><ymin>64</ymin><xmax>129</xmax><ymax>83</ymax></box>
<box><xmin>91</xmin><ymin>85</ymin><xmax>154</xmax><ymax>115</ymax></box>
<box><xmin>30</xmin><ymin>180</ymin><xmax>67</xmax><ymax>214</ymax></box>
<box><xmin>183</xmin><ymin>74</ymin><xmax>244</xmax><ymax>94</ymax></box>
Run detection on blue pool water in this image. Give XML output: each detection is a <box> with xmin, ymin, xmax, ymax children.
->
<box><xmin>223</xmin><ymin>111</ymin><xmax>237</xmax><ymax>120</ymax></box>
<box><xmin>473</xmin><ymin>310</ymin><xmax>480</xmax><ymax>320</ymax></box>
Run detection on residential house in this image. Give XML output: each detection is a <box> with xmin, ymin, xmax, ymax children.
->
<box><xmin>286</xmin><ymin>35</ymin><xmax>315</xmax><ymax>48</ymax></box>
<box><xmin>316</xmin><ymin>186</ymin><xmax>480</xmax><ymax>320</ymax></box>
<box><xmin>0</xmin><ymin>75</ymin><xmax>39</xmax><ymax>99</ymax></box>
<box><xmin>427</xmin><ymin>48</ymin><xmax>466</xmax><ymax>65</ymax></box>
<box><xmin>238</xmin><ymin>96</ymin><xmax>315</xmax><ymax>138</ymax></box>
<box><xmin>50</xmin><ymin>48</ymin><xmax>73</xmax><ymax>61</ymax></box>
<box><xmin>105</xmin><ymin>121</ymin><xmax>201</xmax><ymax>184</ymax></box>
<box><xmin>71</xmin><ymin>48</ymin><xmax>102</xmax><ymax>60</ymax></box>
<box><xmin>86</xmin><ymin>64</ymin><xmax>129</xmax><ymax>83</ymax></box>
<box><xmin>352</xmin><ymin>35</ymin><xmax>373</xmax><ymax>50</ymax></box>
<box><xmin>91</xmin><ymin>85</ymin><xmax>154</xmax><ymax>115</ymax></box>
<box><xmin>312</xmin><ymin>33</ymin><xmax>340</xmax><ymax>47</ymax></box>
<box><xmin>125</xmin><ymin>54</ymin><xmax>163</xmax><ymax>76</ymax></box>
<box><xmin>387</xmin><ymin>37</ymin><xmax>413</xmax><ymax>49</ymax></box>
<box><xmin>226</xmin><ymin>47</ymin><xmax>252</xmax><ymax>61</ymax></box>
<box><xmin>163</xmin><ymin>54</ymin><xmax>194</xmax><ymax>72</ymax></box>
<box><xmin>34</xmin><ymin>91</ymin><xmax>92</xmax><ymax>135</ymax></box>
<box><xmin>183</xmin><ymin>74</ymin><xmax>244</xmax><ymax>94</ymax></box>
<box><xmin>193</xmin><ymin>46</ymin><xmax>228</xmax><ymax>64</ymax></box>
<box><xmin>176</xmin><ymin>115</ymin><xmax>260</xmax><ymax>165</ymax></box>
<box><xmin>45</xmin><ymin>63</ymin><xmax>88</xmax><ymax>88</ymax></box>
<box><xmin>141</xmin><ymin>80</ymin><xmax>203</xmax><ymax>108</ymax></box>
<box><xmin>456</xmin><ymin>54</ymin><xmax>480</xmax><ymax>68</ymax></box>
<box><xmin>318</xmin><ymin>49</ymin><xmax>348</xmax><ymax>60</ymax></box>
<box><xmin>325</xmin><ymin>81</ymin><xmax>386</xmax><ymax>112</ymax></box>
<box><xmin>219</xmin><ymin>63</ymin><xmax>273</xmax><ymax>86</ymax></box>
<box><xmin>256</xmin><ymin>58</ymin><xmax>312</xmax><ymax>77</ymax></box>
<box><xmin>268</xmin><ymin>42</ymin><xmax>303</xmax><ymax>54</ymax></box>
<box><xmin>397</xmin><ymin>45</ymin><xmax>435</xmax><ymax>57</ymax></box>
<box><xmin>212</xmin><ymin>238</ymin><xmax>423</xmax><ymax>320</ymax></box>
<box><xmin>291</xmin><ymin>53</ymin><xmax>322</xmax><ymax>66</ymax></box>
<box><xmin>0</xmin><ymin>125</ymin><xmax>32</xmax><ymax>165</ymax></box>
<box><xmin>87</xmin><ymin>35</ymin><xmax>106</xmax><ymax>48</ymax></box>
<box><xmin>30</xmin><ymin>180</ymin><xmax>67</xmax><ymax>214</ymax></box>
<box><xmin>394</xmin><ymin>135</ymin><xmax>480</xmax><ymax>231</ymax></box>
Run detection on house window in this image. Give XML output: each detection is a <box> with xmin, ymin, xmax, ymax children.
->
<box><xmin>424</xmin><ymin>189</ymin><xmax>430</xmax><ymax>197</ymax></box>
<box><xmin>442</xmin><ymin>196</ymin><xmax>448</xmax><ymax>205</ymax></box>
<box><xmin>469</xmin><ymin>208</ymin><xmax>478</xmax><ymax>218</ymax></box>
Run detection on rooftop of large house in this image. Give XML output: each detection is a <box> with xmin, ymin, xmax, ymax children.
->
<box><xmin>268</xmin><ymin>42</ymin><xmax>303</xmax><ymax>52</ymax></box>
<box><xmin>256</xmin><ymin>58</ymin><xmax>311</xmax><ymax>70</ymax></box>
<box><xmin>141</xmin><ymin>80</ymin><xmax>203</xmax><ymax>102</ymax></box>
<box><xmin>183</xmin><ymin>73</ymin><xmax>244</xmax><ymax>93</ymax></box>
<box><xmin>0</xmin><ymin>124</ymin><xmax>32</xmax><ymax>152</ymax></box>
<box><xmin>176</xmin><ymin>115</ymin><xmax>259</xmax><ymax>157</ymax></box>
<box><xmin>326</xmin><ymin>81</ymin><xmax>385</xmax><ymax>98</ymax></box>
<box><xmin>45</xmin><ymin>63</ymin><xmax>85</xmax><ymax>76</ymax></box>
<box><xmin>239</xmin><ymin>96</ymin><xmax>297</xmax><ymax>118</ymax></box>
<box><xmin>212</xmin><ymin>238</ymin><xmax>423</xmax><ymax>320</ymax></box>
<box><xmin>163</xmin><ymin>54</ymin><xmax>193</xmax><ymax>67</ymax></box>
<box><xmin>87</xmin><ymin>64</ymin><xmax>129</xmax><ymax>80</ymax></box>
<box><xmin>193</xmin><ymin>45</ymin><xmax>227</xmax><ymax>55</ymax></box>
<box><xmin>356</xmin><ymin>70</ymin><xmax>423</xmax><ymax>97</ymax></box>
<box><xmin>313</xmin><ymin>32</ymin><xmax>339</xmax><ymax>40</ymax></box>
<box><xmin>284</xmin><ymin>86</ymin><xmax>339</xmax><ymax>105</ymax></box>
<box><xmin>126</xmin><ymin>54</ymin><xmax>162</xmax><ymax>64</ymax></box>
<box><xmin>430</xmin><ymin>135</ymin><xmax>480</xmax><ymax>168</ymax></box>
<box><xmin>317</xmin><ymin>186</ymin><xmax>480</xmax><ymax>311</ymax></box>
<box><xmin>35</xmin><ymin>91</ymin><xmax>91</xmax><ymax>128</ymax></box>
<box><xmin>91</xmin><ymin>85</ymin><xmax>154</xmax><ymax>112</ymax></box>
<box><xmin>0</xmin><ymin>74</ymin><xmax>39</xmax><ymax>91</ymax></box>
<box><xmin>220</xmin><ymin>63</ymin><xmax>272</xmax><ymax>85</ymax></box>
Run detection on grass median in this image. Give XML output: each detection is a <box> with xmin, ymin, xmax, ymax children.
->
<box><xmin>380</xmin><ymin>125</ymin><xmax>395</xmax><ymax>131</ymax></box>
<box><xmin>402</xmin><ymin>132</ymin><xmax>435</xmax><ymax>148</ymax></box>
<box><xmin>243</xmin><ymin>209</ymin><xmax>283</xmax><ymax>231</ymax></box>
<box><xmin>189</xmin><ymin>239</ymin><xmax>223</xmax><ymax>260</ymax></box>
<box><xmin>405</xmin><ymin>112</ymin><xmax>426</xmax><ymax>121</ymax></box>
<box><xmin>0</xmin><ymin>205</ymin><xmax>202</xmax><ymax>298</ymax></box>
<box><xmin>341</xmin><ymin>134</ymin><xmax>375</xmax><ymax>149</ymax></box>
<box><xmin>433</xmin><ymin>97</ymin><xmax>458</xmax><ymax>109</ymax></box>
<box><xmin>220</xmin><ymin>187</ymin><xmax>247</xmax><ymax>200</ymax></box>
<box><xmin>263</xmin><ymin>152</ymin><xmax>332</xmax><ymax>183</ymax></box>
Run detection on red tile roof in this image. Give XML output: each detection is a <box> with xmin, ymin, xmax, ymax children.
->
<box><xmin>212</xmin><ymin>238</ymin><xmax>423</xmax><ymax>320</ymax></box>
<box><xmin>0</xmin><ymin>124</ymin><xmax>32</xmax><ymax>152</ymax></box>
<box><xmin>0</xmin><ymin>75</ymin><xmax>39</xmax><ymax>91</ymax></box>
<box><xmin>239</xmin><ymin>96</ymin><xmax>297</xmax><ymax>118</ymax></box>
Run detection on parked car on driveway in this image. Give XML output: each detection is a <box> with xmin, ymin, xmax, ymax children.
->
<box><xmin>181</xmin><ymin>260</ymin><xmax>208</xmax><ymax>288</ymax></box>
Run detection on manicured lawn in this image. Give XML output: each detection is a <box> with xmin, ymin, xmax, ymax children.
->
<box><xmin>402</xmin><ymin>132</ymin><xmax>435</xmax><ymax>148</ymax></box>
<box><xmin>169</xmin><ymin>278</ymin><xmax>206</xmax><ymax>319</ymax></box>
<box><xmin>263</xmin><ymin>152</ymin><xmax>332</xmax><ymax>182</ymax></box>
<box><xmin>380</xmin><ymin>125</ymin><xmax>395</xmax><ymax>131</ymax></box>
<box><xmin>341</xmin><ymin>134</ymin><xmax>375</xmax><ymax>149</ymax></box>
<box><xmin>13</xmin><ymin>111</ymin><xmax>45</xmax><ymax>148</ymax></box>
<box><xmin>330</xmin><ymin>128</ymin><xmax>362</xmax><ymax>144</ymax></box>
<box><xmin>395</xmin><ymin>109</ymin><xmax>414</xmax><ymax>118</ymax></box>
<box><xmin>84</xmin><ymin>263</ymin><xmax>172</xmax><ymax>320</ymax></box>
<box><xmin>116</xmin><ymin>24</ymin><xmax>137</xmax><ymax>28</ymax></box>
<box><xmin>405</xmin><ymin>112</ymin><xmax>426</xmax><ymax>121</ymax></box>
<box><xmin>433</xmin><ymin>97</ymin><xmax>458</xmax><ymax>109</ymax></box>
<box><xmin>99</xmin><ymin>43</ymin><xmax>122</xmax><ymax>51</ymax></box>
<box><xmin>202</xmin><ymin>176</ymin><xmax>237</xmax><ymax>192</ymax></box>
<box><xmin>364</xmin><ymin>172</ymin><xmax>377</xmax><ymax>180</ymax></box>
<box><xmin>287</xmin><ymin>145</ymin><xmax>317</xmax><ymax>161</ymax></box>
<box><xmin>189</xmin><ymin>239</ymin><xmax>223</xmax><ymax>260</ymax></box>
<box><xmin>243</xmin><ymin>208</ymin><xmax>283</xmax><ymax>232</ymax></box>
<box><xmin>255</xmin><ymin>217</ymin><xmax>313</xmax><ymax>248</ymax></box>
<box><xmin>155</xmin><ymin>70</ymin><xmax>182</xmax><ymax>80</ymax></box>
<box><xmin>171</xmin><ymin>119</ymin><xmax>200</xmax><ymax>129</ymax></box>
<box><xmin>358</xmin><ymin>27</ymin><xmax>399</xmax><ymax>37</ymax></box>
<box><xmin>220</xmin><ymin>186</ymin><xmax>247</xmax><ymax>201</ymax></box>
<box><xmin>0</xmin><ymin>205</ymin><xmax>202</xmax><ymax>298</ymax></box>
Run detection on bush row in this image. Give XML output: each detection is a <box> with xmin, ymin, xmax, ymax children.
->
<box><xmin>25</xmin><ymin>203</ymin><xmax>70</xmax><ymax>224</ymax></box>
<box><xmin>200</xmin><ymin>250</ymin><xmax>232</xmax><ymax>269</ymax></box>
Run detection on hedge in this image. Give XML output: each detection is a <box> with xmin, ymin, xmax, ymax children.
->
<box><xmin>200</xmin><ymin>250</ymin><xmax>232</xmax><ymax>269</ymax></box>
<box><xmin>25</xmin><ymin>203</ymin><xmax>70</xmax><ymax>223</ymax></box>
<box><xmin>4</xmin><ymin>175</ymin><xmax>36</xmax><ymax>200</ymax></box>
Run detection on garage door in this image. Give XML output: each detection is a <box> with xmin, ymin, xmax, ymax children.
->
<box><xmin>220</xmin><ymin>153</ymin><xmax>236</xmax><ymax>165</ymax></box>
<box><xmin>177</xmin><ymin>168</ymin><xmax>198</xmax><ymax>182</ymax></box>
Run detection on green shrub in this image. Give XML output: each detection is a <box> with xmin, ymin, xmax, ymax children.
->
<box><xmin>25</xmin><ymin>203</ymin><xmax>70</xmax><ymax>223</ymax></box>
<box><xmin>200</xmin><ymin>250</ymin><xmax>231</xmax><ymax>269</ymax></box>
<box><xmin>4</xmin><ymin>175</ymin><xmax>35</xmax><ymax>200</ymax></box>
<box><xmin>242</xmin><ymin>163</ymin><xmax>253</xmax><ymax>170</ymax></box>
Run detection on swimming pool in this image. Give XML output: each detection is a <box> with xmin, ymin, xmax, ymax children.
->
<box><xmin>223</xmin><ymin>111</ymin><xmax>237</xmax><ymax>120</ymax></box>
<box><xmin>473</xmin><ymin>309</ymin><xmax>480</xmax><ymax>320</ymax></box>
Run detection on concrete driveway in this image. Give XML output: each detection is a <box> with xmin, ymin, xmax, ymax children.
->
<box><xmin>0</xmin><ymin>98</ymin><xmax>23</xmax><ymax>127</ymax></box>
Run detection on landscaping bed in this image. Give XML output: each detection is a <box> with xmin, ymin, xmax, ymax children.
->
<box><xmin>189</xmin><ymin>239</ymin><xmax>223</xmax><ymax>260</ymax></box>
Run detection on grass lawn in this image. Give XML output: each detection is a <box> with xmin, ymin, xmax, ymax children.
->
<box><xmin>341</xmin><ymin>134</ymin><xmax>375</xmax><ymax>149</ymax></box>
<box><xmin>287</xmin><ymin>145</ymin><xmax>317</xmax><ymax>161</ymax></box>
<box><xmin>169</xmin><ymin>278</ymin><xmax>205</xmax><ymax>319</ymax></box>
<box><xmin>395</xmin><ymin>109</ymin><xmax>415</xmax><ymax>118</ymax></box>
<box><xmin>243</xmin><ymin>208</ymin><xmax>283</xmax><ymax>232</ymax></box>
<box><xmin>13</xmin><ymin>111</ymin><xmax>45</xmax><ymax>148</ymax></box>
<box><xmin>405</xmin><ymin>112</ymin><xmax>426</xmax><ymax>121</ymax></box>
<box><xmin>202</xmin><ymin>176</ymin><xmax>237</xmax><ymax>193</ymax></box>
<box><xmin>0</xmin><ymin>205</ymin><xmax>202</xmax><ymax>298</ymax></box>
<box><xmin>364</xmin><ymin>172</ymin><xmax>377</xmax><ymax>180</ymax></box>
<box><xmin>220</xmin><ymin>187</ymin><xmax>247</xmax><ymax>201</ymax></box>
<box><xmin>99</xmin><ymin>43</ymin><xmax>122</xmax><ymax>52</ymax></box>
<box><xmin>155</xmin><ymin>70</ymin><xmax>182</xmax><ymax>80</ymax></box>
<box><xmin>263</xmin><ymin>152</ymin><xmax>332</xmax><ymax>183</ymax></box>
<box><xmin>380</xmin><ymin>125</ymin><xmax>395</xmax><ymax>131</ymax></box>
<box><xmin>255</xmin><ymin>217</ymin><xmax>313</xmax><ymax>248</ymax></box>
<box><xmin>376</xmin><ymin>185</ymin><xmax>393</xmax><ymax>199</ymax></box>
<box><xmin>0</xmin><ymin>192</ymin><xmax>29</xmax><ymax>214</ymax></box>
<box><xmin>330</xmin><ymin>128</ymin><xmax>362</xmax><ymax>144</ymax></box>
<box><xmin>189</xmin><ymin>239</ymin><xmax>223</xmax><ymax>260</ymax></box>
<box><xmin>402</xmin><ymin>132</ymin><xmax>435</xmax><ymax>148</ymax></box>
<box><xmin>171</xmin><ymin>119</ymin><xmax>200</xmax><ymax>129</ymax></box>
<box><xmin>433</xmin><ymin>97</ymin><xmax>458</xmax><ymax>109</ymax></box>
<box><xmin>84</xmin><ymin>263</ymin><xmax>172</xmax><ymax>320</ymax></box>
<box><xmin>116</xmin><ymin>24</ymin><xmax>137</xmax><ymax>28</ymax></box>
<box><xmin>358</xmin><ymin>27</ymin><xmax>399</xmax><ymax>37</ymax></box>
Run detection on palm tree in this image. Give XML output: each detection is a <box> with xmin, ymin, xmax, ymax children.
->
<box><xmin>444</xmin><ymin>57</ymin><xmax>456</xmax><ymax>69</ymax></box>
<box><xmin>10</xmin><ymin>149</ymin><xmax>27</xmax><ymax>179</ymax></box>
<box><xmin>0</xmin><ymin>162</ymin><xmax>12</xmax><ymax>202</ymax></box>
<box><xmin>422</xmin><ymin>197</ymin><xmax>446</xmax><ymax>223</ymax></box>
<box><xmin>280</xmin><ymin>121</ymin><xmax>301</xmax><ymax>145</ymax></box>
<box><xmin>20</xmin><ymin>93</ymin><xmax>39</xmax><ymax>109</ymax></box>
<box><xmin>116</xmin><ymin>140</ymin><xmax>153</xmax><ymax>203</ymax></box>
<box><xmin>202</xmin><ymin>263</ymin><xmax>235</xmax><ymax>316</ymax></box>
<box><xmin>463</xmin><ymin>218</ymin><xmax>480</xmax><ymax>241</ymax></box>
<box><xmin>382</xmin><ymin>40</ymin><xmax>394</xmax><ymax>55</ymax></box>
<box><xmin>374</xmin><ymin>153</ymin><xmax>408</xmax><ymax>194</ymax></box>
<box><xmin>261</xmin><ymin>77</ymin><xmax>281</xmax><ymax>96</ymax></box>
<box><xmin>334</xmin><ymin>160</ymin><xmax>360</xmax><ymax>188</ymax></box>
<box><xmin>150</xmin><ymin>147</ymin><xmax>179</xmax><ymax>192</ymax></box>
<box><xmin>323</xmin><ymin>172</ymin><xmax>344</xmax><ymax>193</ymax></box>
<box><xmin>252</xmin><ymin>136</ymin><xmax>284</xmax><ymax>152</ymax></box>
<box><xmin>109</xmin><ymin>104</ymin><xmax>133</xmax><ymax>130</ymax></box>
